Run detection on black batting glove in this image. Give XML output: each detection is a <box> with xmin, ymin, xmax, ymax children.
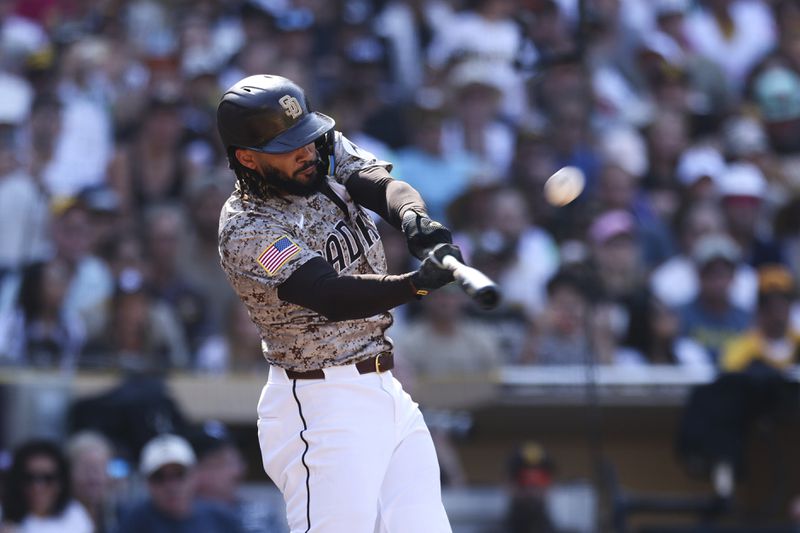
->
<box><xmin>409</xmin><ymin>243</ymin><xmax>464</xmax><ymax>296</ymax></box>
<box><xmin>401</xmin><ymin>211</ymin><xmax>453</xmax><ymax>261</ymax></box>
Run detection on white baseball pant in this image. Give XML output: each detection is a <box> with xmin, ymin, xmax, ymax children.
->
<box><xmin>257</xmin><ymin>363</ymin><xmax>452</xmax><ymax>533</ymax></box>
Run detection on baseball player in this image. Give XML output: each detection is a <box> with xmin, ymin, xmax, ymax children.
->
<box><xmin>216</xmin><ymin>74</ymin><xmax>460</xmax><ymax>532</ymax></box>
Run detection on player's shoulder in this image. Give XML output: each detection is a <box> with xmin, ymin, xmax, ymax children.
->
<box><xmin>219</xmin><ymin>192</ymin><xmax>287</xmax><ymax>244</ymax></box>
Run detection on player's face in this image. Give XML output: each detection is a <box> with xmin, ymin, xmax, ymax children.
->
<box><xmin>239</xmin><ymin>143</ymin><xmax>320</xmax><ymax>186</ymax></box>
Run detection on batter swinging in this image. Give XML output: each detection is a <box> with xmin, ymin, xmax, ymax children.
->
<box><xmin>216</xmin><ymin>74</ymin><xmax>460</xmax><ymax>532</ymax></box>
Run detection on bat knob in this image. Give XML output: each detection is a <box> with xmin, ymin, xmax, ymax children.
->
<box><xmin>472</xmin><ymin>284</ymin><xmax>501</xmax><ymax>310</ymax></box>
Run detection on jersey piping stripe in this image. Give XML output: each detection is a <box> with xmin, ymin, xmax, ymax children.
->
<box><xmin>292</xmin><ymin>380</ymin><xmax>312</xmax><ymax>532</ymax></box>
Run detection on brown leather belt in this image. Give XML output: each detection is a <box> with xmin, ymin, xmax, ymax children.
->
<box><xmin>284</xmin><ymin>353</ymin><xmax>394</xmax><ymax>380</ymax></box>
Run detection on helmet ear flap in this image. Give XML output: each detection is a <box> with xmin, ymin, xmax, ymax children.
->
<box><xmin>315</xmin><ymin>130</ymin><xmax>336</xmax><ymax>176</ymax></box>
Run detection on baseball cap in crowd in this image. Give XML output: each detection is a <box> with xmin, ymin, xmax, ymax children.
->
<box><xmin>140</xmin><ymin>434</ymin><xmax>196</xmax><ymax>478</ymax></box>
<box><xmin>691</xmin><ymin>233</ymin><xmax>741</xmax><ymax>269</ymax></box>
<box><xmin>675</xmin><ymin>146</ymin><xmax>726</xmax><ymax>187</ymax></box>
<box><xmin>187</xmin><ymin>420</ymin><xmax>236</xmax><ymax>460</ymax></box>
<box><xmin>757</xmin><ymin>264</ymin><xmax>795</xmax><ymax>296</ymax></box>
<box><xmin>754</xmin><ymin>65</ymin><xmax>800</xmax><ymax>123</ymax></box>
<box><xmin>49</xmin><ymin>195</ymin><xmax>84</xmax><ymax>218</ymax></box>
<box><xmin>717</xmin><ymin>162</ymin><xmax>766</xmax><ymax>200</ymax></box>
<box><xmin>449</xmin><ymin>60</ymin><xmax>506</xmax><ymax>96</ymax></box>
<box><xmin>588</xmin><ymin>210</ymin><xmax>636</xmax><ymax>246</ymax></box>
<box><xmin>722</xmin><ymin>116</ymin><xmax>769</xmax><ymax>157</ymax></box>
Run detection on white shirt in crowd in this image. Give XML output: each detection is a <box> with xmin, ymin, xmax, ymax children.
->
<box><xmin>650</xmin><ymin>254</ymin><xmax>758</xmax><ymax>312</ymax></box>
<box><xmin>16</xmin><ymin>500</ymin><xmax>94</xmax><ymax>533</ymax></box>
<box><xmin>683</xmin><ymin>0</ymin><xmax>776</xmax><ymax>88</ymax></box>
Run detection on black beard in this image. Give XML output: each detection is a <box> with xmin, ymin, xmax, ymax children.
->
<box><xmin>261</xmin><ymin>159</ymin><xmax>323</xmax><ymax>197</ymax></box>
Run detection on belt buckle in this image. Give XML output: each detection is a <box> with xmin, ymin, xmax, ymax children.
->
<box><xmin>375</xmin><ymin>353</ymin><xmax>384</xmax><ymax>374</ymax></box>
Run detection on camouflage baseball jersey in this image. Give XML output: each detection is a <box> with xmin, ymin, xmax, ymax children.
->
<box><xmin>218</xmin><ymin>132</ymin><xmax>395</xmax><ymax>371</ymax></box>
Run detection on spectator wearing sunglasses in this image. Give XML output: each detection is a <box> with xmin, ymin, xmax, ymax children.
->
<box><xmin>0</xmin><ymin>439</ymin><xmax>93</xmax><ymax>533</ymax></box>
<box><xmin>116</xmin><ymin>434</ymin><xmax>244</xmax><ymax>533</ymax></box>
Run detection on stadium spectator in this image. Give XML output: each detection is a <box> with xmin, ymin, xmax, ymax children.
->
<box><xmin>547</xmin><ymin>98</ymin><xmax>603</xmax><ymax>195</ymax></box>
<box><xmin>396</xmin><ymin>284</ymin><xmax>501</xmax><ymax>377</ymax></box>
<box><xmin>393</xmin><ymin>96</ymin><xmax>477</xmax><ymax>225</ymax></box>
<box><xmin>717</xmin><ymin>161</ymin><xmax>783</xmax><ymax>267</ymax></box>
<box><xmin>42</xmin><ymin>39</ymin><xmax>113</xmax><ymax>199</ymax></box>
<box><xmin>720</xmin><ymin>264</ymin><xmax>800</xmax><ymax>374</ymax></box>
<box><xmin>0</xmin><ymin>439</ymin><xmax>92</xmax><ymax>533</ymax></box>
<box><xmin>526</xmin><ymin>266</ymin><xmax>615</xmax><ymax>366</ymax></box>
<box><xmin>187</xmin><ymin>421</ymin><xmax>287</xmax><ymax>533</ymax></box>
<box><xmin>478</xmin><ymin>187</ymin><xmax>559</xmax><ymax>320</ymax></box>
<box><xmin>108</xmin><ymin>92</ymin><xmax>187</xmax><ymax>214</ymax></box>
<box><xmin>618</xmin><ymin>296</ymin><xmax>713</xmax><ymax>368</ymax></box>
<box><xmin>641</xmin><ymin>109</ymin><xmax>689</xmax><ymax>204</ymax></box>
<box><xmin>77</xmin><ymin>184</ymin><xmax>125</xmax><ymax>265</ymax></box>
<box><xmin>116</xmin><ymin>433</ymin><xmax>244</xmax><ymax>533</ymax></box>
<box><xmin>749</xmin><ymin>62</ymin><xmax>800</xmax><ymax>189</ymax></box>
<box><xmin>5</xmin><ymin>259</ymin><xmax>85</xmax><ymax>368</ymax></box>
<box><xmin>373</xmin><ymin>0</ymin><xmax>451</xmax><ymax>99</ymax></box>
<box><xmin>650</xmin><ymin>201</ymin><xmax>758</xmax><ymax>312</ymax></box>
<box><xmin>683</xmin><ymin>0</ymin><xmax>776</xmax><ymax>89</ymax></box>
<box><xmin>143</xmin><ymin>204</ymin><xmax>211</xmax><ymax>355</ymax></box>
<box><xmin>195</xmin><ymin>298</ymin><xmax>264</xmax><ymax>374</ymax></box>
<box><xmin>325</xmin><ymin>84</ymin><xmax>394</xmax><ymax>163</ymax></box>
<box><xmin>592</xmin><ymin>161</ymin><xmax>674</xmax><ymax>268</ymax></box>
<box><xmin>0</xmin><ymin>78</ymin><xmax>49</xmax><ymax>271</ymax></box>
<box><xmin>187</xmin><ymin>422</ymin><xmax>244</xmax><ymax>507</ymax></box>
<box><xmin>586</xmin><ymin>210</ymin><xmax>652</xmax><ymax>358</ymax></box>
<box><xmin>427</xmin><ymin>0</ymin><xmax>526</xmax><ymax>118</ymax></box>
<box><xmin>678</xmin><ymin>233</ymin><xmax>753</xmax><ymax>364</ymax></box>
<box><xmin>441</xmin><ymin>60</ymin><xmax>517</xmax><ymax>181</ymax></box>
<box><xmin>49</xmin><ymin>198</ymin><xmax>114</xmax><ymax>340</ymax></box>
<box><xmin>674</xmin><ymin>144</ymin><xmax>726</xmax><ymax>203</ymax></box>
<box><xmin>177</xmin><ymin>174</ymin><xmax>238</xmax><ymax>337</ymax></box>
<box><xmin>81</xmin><ymin>268</ymin><xmax>188</xmax><ymax>371</ymax></box>
<box><xmin>66</xmin><ymin>431</ymin><xmax>120</xmax><ymax>533</ymax></box>
<box><xmin>508</xmin><ymin>130</ymin><xmax>563</xmax><ymax>237</ymax></box>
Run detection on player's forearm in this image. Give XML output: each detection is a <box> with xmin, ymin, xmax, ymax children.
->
<box><xmin>345</xmin><ymin>166</ymin><xmax>427</xmax><ymax>229</ymax></box>
<box><xmin>309</xmin><ymin>272</ymin><xmax>417</xmax><ymax>321</ymax></box>
<box><xmin>278</xmin><ymin>257</ymin><xmax>416</xmax><ymax>321</ymax></box>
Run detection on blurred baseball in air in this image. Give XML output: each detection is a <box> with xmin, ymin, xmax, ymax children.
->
<box><xmin>543</xmin><ymin>166</ymin><xmax>585</xmax><ymax>206</ymax></box>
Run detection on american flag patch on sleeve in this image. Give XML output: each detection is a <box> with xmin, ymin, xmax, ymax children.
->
<box><xmin>257</xmin><ymin>236</ymin><xmax>301</xmax><ymax>276</ymax></box>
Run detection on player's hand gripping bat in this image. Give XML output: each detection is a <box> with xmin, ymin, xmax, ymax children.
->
<box><xmin>415</xmin><ymin>244</ymin><xmax>502</xmax><ymax>310</ymax></box>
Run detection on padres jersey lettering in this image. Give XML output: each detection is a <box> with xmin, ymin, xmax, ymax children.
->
<box><xmin>218</xmin><ymin>133</ymin><xmax>393</xmax><ymax>371</ymax></box>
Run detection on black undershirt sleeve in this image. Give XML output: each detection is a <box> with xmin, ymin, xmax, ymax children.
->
<box><xmin>344</xmin><ymin>166</ymin><xmax>427</xmax><ymax>229</ymax></box>
<box><xmin>277</xmin><ymin>256</ymin><xmax>416</xmax><ymax>321</ymax></box>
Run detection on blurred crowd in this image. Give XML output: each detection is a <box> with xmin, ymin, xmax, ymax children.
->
<box><xmin>0</xmin><ymin>426</ymin><xmax>292</xmax><ymax>533</ymax></box>
<box><xmin>2</xmin><ymin>0</ymin><xmax>800</xmax><ymax>529</ymax></box>
<box><xmin>0</xmin><ymin>0</ymin><xmax>800</xmax><ymax>390</ymax></box>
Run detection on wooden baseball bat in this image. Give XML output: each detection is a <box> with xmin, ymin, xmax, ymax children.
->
<box><xmin>441</xmin><ymin>255</ymin><xmax>502</xmax><ymax>310</ymax></box>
